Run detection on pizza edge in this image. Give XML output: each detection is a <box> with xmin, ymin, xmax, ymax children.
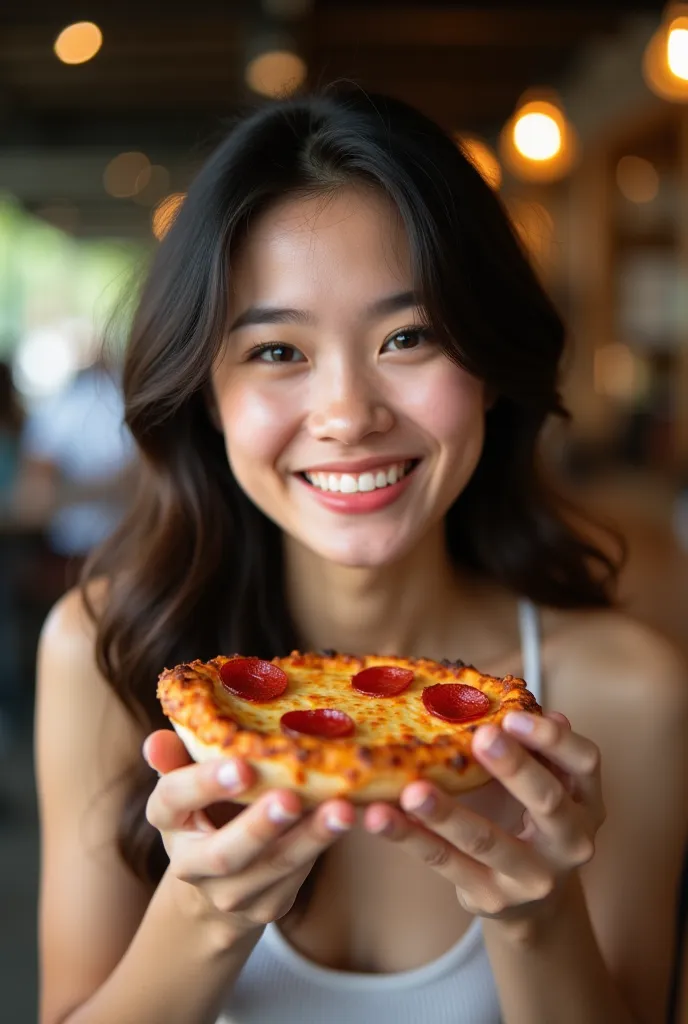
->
<box><xmin>157</xmin><ymin>651</ymin><xmax>541</xmax><ymax>805</ymax></box>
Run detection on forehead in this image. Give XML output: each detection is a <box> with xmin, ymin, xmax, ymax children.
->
<box><xmin>228</xmin><ymin>187</ymin><xmax>413</xmax><ymax>311</ymax></box>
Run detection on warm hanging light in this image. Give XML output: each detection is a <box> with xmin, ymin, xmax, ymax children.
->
<box><xmin>245</xmin><ymin>50</ymin><xmax>307</xmax><ymax>97</ymax></box>
<box><xmin>643</xmin><ymin>4</ymin><xmax>688</xmax><ymax>101</ymax></box>
<box><xmin>455</xmin><ymin>135</ymin><xmax>502</xmax><ymax>190</ymax></box>
<box><xmin>668</xmin><ymin>22</ymin><xmax>688</xmax><ymax>78</ymax></box>
<box><xmin>513</xmin><ymin>112</ymin><xmax>561</xmax><ymax>161</ymax></box>
<box><xmin>54</xmin><ymin>22</ymin><xmax>103</xmax><ymax>65</ymax></box>
<box><xmin>499</xmin><ymin>92</ymin><xmax>577</xmax><ymax>183</ymax></box>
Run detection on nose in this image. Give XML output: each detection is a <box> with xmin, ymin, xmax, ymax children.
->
<box><xmin>306</xmin><ymin>368</ymin><xmax>394</xmax><ymax>445</ymax></box>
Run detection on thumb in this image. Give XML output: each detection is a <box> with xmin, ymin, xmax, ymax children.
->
<box><xmin>143</xmin><ymin>729</ymin><xmax>193</xmax><ymax>774</ymax></box>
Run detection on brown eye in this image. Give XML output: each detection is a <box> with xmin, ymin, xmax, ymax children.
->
<box><xmin>251</xmin><ymin>344</ymin><xmax>305</xmax><ymax>363</ymax></box>
<box><xmin>382</xmin><ymin>328</ymin><xmax>430</xmax><ymax>353</ymax></box>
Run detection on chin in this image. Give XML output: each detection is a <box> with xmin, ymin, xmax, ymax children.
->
<box><xmin>308</xmin><ymin>529</ymin><xmax>419</xmax><ymax>569</ymax></box>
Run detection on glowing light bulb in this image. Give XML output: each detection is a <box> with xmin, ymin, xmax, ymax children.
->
<box><xmin>513</xmin><ymin>112</ymin><xmax>562</xmax><ymax>162</ymax></box>
<box><xmin>668</xmin><ymin>26</ymin><xmax>688</xmax><ymax>79</ymax></box>
<box><xmin>54</xmin><ymin>22</ymin><xmax>103</xmax><ymax>65</ymax></box>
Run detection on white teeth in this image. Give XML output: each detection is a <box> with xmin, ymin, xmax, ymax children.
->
<box><xmin>304</xmin><ymin>461</ymin><xmax>415</xmax><ymax>494</ymax></box>
<box><xmin>339</xmin><ymin>474</ymin><xmax>358</xmax><ymax>493</ymax></box>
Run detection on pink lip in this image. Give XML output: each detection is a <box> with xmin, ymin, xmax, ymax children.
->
<box><xmin>298</xmin><ymin>456</ymin><xmax>419</xmax><ymax>474</ymax></box>
<box><xmin>296</xmin><ymin>463</ymin><xmax>418</xmax><ymax>515</ymax></box>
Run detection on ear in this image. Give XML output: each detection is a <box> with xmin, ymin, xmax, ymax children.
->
<box><xmin>204</xmin><ymin>383</ymin><xmax>223</xmax><ymax>432</ymax></box>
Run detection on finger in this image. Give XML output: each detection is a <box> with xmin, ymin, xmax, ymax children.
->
<box><xmin>500</xmin><ymin>712</ymin><xmax>603</xmax><ymax>811</ymax></box>
<box><xmin>175</xmin><ymin>789</ymin><xmax>308</xmax><ymax>880</ymax></box>
<box><xmin>213</xmin><ymin>798</ymin><xmax>356</xmax><ymax>891</ymax></box>
<box><xmin>471</xmin><ymin>725</ymin><xmax>595</xmax><ymax>860</ymax></box>
<box><xmin>222</xmin><ymin>859</ymin><xmax>318</xmax><ymax>919</ymax></box>
<box><xmin>363</xmin><ymin>800</ymin><xmax>492</xmax><ymax>891</ymax></box>
<box><xmin>205</xmin><ymin>797</ymin><xmax>355</xmax><ymax>880</ymax></box>
<box><xmin>144</xmin><ymin>730</ymin><xmax>193</xmax><ymax>774</ymax></box>
<box><xmin>146</xmin><ymin>757</ymin><xmax>255</xmax><ymax>832</ymax></box>
<box><xmin>367</xmin><ymin>786</ymin><xmax>550</xmax><ymax>888</ymax></box>
<box><xmin>545</xmin><ymin>711</ymin><xmax>571</xmax><ymax>730</ymax></box>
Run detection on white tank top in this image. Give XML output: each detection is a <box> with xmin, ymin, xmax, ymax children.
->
<box><xmin>218</xmin><ymin>600</ymin><xmax>543</xmax><ymax>1024</ymax></box>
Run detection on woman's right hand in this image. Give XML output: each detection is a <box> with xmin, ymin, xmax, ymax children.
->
<box><xmin>144</xmin><ymin>730</ymin><xmax>355</xmax><ymax>939</ymax></box>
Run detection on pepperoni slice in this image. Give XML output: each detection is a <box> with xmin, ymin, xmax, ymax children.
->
<box><xmin>422</xmin><ymin>683</ymin><xmax>490</xmax><ymax>722</ymax></box>
<box><xmin>220</xmin><ymin>658</ymin><xmax>288</xmax><ymax>703</ymax></box>
<box><xmin>351</xmin><ymin>665</ymin><xmax>414</xmax><ymax>697</ymax></box>
<box><xmin>280</xmin><ymin>709</ymin><xmax>355</xmax><ymax>739</ymax></box>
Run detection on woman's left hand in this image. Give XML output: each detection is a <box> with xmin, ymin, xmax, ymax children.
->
<box><xmin>363</xmin><ymin>711</ymin><xmax>606</xmax><ymax>923</ymax></box>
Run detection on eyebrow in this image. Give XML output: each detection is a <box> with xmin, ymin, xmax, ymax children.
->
<box><xmin>227</xmin><ymin>290</ymin><xmax>420</xmax><ymax>334</ymax></box>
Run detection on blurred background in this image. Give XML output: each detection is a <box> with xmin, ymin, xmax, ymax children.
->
<box><xmin>1</xmin><ymin>1</ymin><xmax>687</xmax><ymax>1021</ymax></box>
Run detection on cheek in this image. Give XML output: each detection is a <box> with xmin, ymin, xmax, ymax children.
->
<box><xmin>217</xmin><ymin>385</ymin><xmax>297</xmax><ymax>474</ymax></box>
<box><xmin>404</xmin><ymin>364</ymin><xmax>486</xmax><ymax>451</ymax></box>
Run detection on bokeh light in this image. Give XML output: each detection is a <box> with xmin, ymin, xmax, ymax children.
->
<box><xmin>500</xmin><ymin>96</ymin><xmax>577</xmax><ymax>183</ymax></box>
<box><xmin>54</xmin><ymin>22</ymin><xmax>103</xmax><ymax>65</ymax></box>
<box><xmin>133</xmin><ymin>165</ymin><xmax>171</xmax><ymax>206</ymax></box>
<box><xmin>245</xmin><ymin>50</ymin><xmax>307</xmax><ymax>97</ymax></box>
<box><xmin>14</xmin><ymin>326</ymin><xmax>79</xmax><ymax>397</ymax></box>
<box><xmin>513</xmin><ymin>112</ymin><xmax>562</xmax><ymax>162</ymax></box>
<box><xmin>103</xmin><ymin>152</ymin><xmax>152</xmax><ymax>199</ymax></box>
<box><xmin>593</xmin><ymin>343</ymin><xmax>645</xmax><ymax>401</ymax></box>
<box><xmin>152</xmin><ymin>193</ymin><xmax>186</xmax><ymax>240</ymax></box>
<box><xmin>668</xmin><ymin>25</ymin><xmax>688</xmax><ymax>79</ymax></box>
<box><xmin>643</xmin><ymin>9</ymin><xmax>688</xmax><ymax>101</ymax></box>
<box><xmin>616</xmin><ymin>156</ymin><xmax>660</xmax><ymax>204</ymax></box>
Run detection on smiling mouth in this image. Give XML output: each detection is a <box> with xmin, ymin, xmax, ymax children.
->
<box><xmin>299</xmin><ymin>459</ymin><xmax>421</xmax><ymax>494</ymax></box>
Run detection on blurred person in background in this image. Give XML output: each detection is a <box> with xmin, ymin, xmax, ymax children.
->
<box><xmin>35</xmin><ymin>89</ymin><xmax>687</xmax><ymax>1024</ymax></box>
<box><xmin>12</xmin><ymin>352</ymin><xmax>136</xmax><ymax>592</ymax></box>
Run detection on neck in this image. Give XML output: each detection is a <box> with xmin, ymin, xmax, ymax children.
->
<box><xmin>284</xmin><ymin>523</ymin><xmax>485</xmax><ymax>661</ymax></box>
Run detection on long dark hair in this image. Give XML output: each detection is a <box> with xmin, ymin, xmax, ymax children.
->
<box><xmin>83</xmin><ymin>85</ymin><xmax>622</xmax><ymax>887</ymax></box>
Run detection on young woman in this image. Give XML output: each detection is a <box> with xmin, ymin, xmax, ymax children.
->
<box><xmin>36</xmin><ymin>87</ymin><xmax>687</xmax><ymax>1024</ymax></box>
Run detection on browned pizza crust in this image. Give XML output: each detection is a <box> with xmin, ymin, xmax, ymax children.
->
<box><xmin>157</xmin><ymin>651</ymin><xmax>541</xmax><ymax>805</ymax></box>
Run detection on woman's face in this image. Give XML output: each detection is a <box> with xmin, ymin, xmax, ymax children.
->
<box><xmin>211</xmin><ymin>187</ymin><xmax>488</xmax><ymax>568</ymax></box>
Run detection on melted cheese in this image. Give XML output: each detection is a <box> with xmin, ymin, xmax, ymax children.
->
<box><xmin>215</xmin><ymin>663</ymin><xmax>496</xmax><ymax>745</ymax></box>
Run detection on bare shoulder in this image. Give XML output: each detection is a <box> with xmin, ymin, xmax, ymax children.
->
<box><xmin>37</xmin><ymin>578</ymin><xmax>145</xmax><ymax>786</ymax></box>
<box><xmin>37</xmin><ymin>588</ymin><xmax>155</xmax><ymax>1023</ymax></box>
<box><xmin>40</xmin><ymin>576</ymin><xmax>108</xmax><ymax>662</ymax></box>
<box><xmin>543</xmin><ymin>606</ymin><xmax>688</xmax><ymax>722</ymax></box>
<box><xmin>543</xmin><ymin>617</ymin><xmax>688</xmax><ymax>1018</ymax></box>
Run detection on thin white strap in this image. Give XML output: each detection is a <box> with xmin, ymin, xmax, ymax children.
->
<box><xmin>517</xmin><ymin>599</ymin><xmax>543</xmax><ymax>705</ymax></box>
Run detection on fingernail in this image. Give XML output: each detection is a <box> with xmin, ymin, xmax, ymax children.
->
<box><xmin>267</xmin><ymin>800</ymin><xmax>300</xmax><ymax>824</ymax></box>
<box><xmin>367</xmin><ymin>817</ymin><xmax>394</xmax><ymax>835</ymax></box>
<box><xmin>217</xmin><ymin>761</ymin><xmax>243</xmax><ymax>791</ymax></box>
<box><xmin>504</xmin><ymin>712</ymin><xmax>535</xmax><ymax>736</ymax></box>
<box><xmin>325</xmin><ymin>811</ymin><xmax>352</xmax><ymax>833</ymax></box>
<box><xmin>475</xmin><ymin>726</ymin><xmax>508</xmax><ymax>759</ymax></box>
<box><xmin>403</xmin><ymin>788</ymin><xmax>436</xmax><ymax>815</ymax></box>
<box><xmin>141</xmin><ymin>737</ymin><xmax>152</xmax><ymax>764</ymax></box>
